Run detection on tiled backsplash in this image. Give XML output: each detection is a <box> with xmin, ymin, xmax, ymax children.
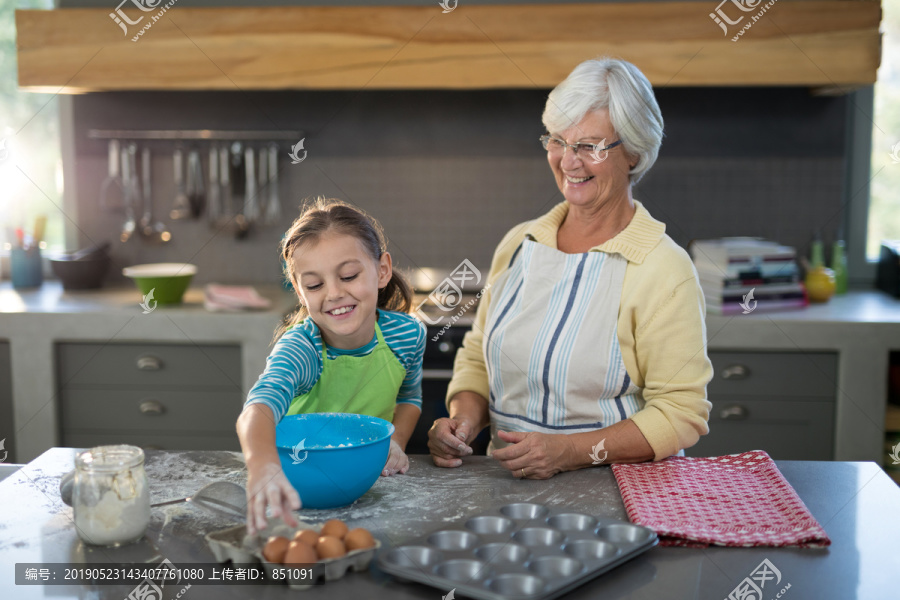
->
<box><xmin>67</xmin><ymin>88</ymin><xmax>846</xmax><ymax>285</ymax></box>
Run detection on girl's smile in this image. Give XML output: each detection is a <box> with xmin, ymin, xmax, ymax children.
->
<box><xmin>292</xmin><ymin>232</ymin><xmax>392</xmax><ymax>350</ymax></box>
<box><xmin>325</xmin><ymin>304</ymin><xmax>356</xmax><ymax>318</ymax></box>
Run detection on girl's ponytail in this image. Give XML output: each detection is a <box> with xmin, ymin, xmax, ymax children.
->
<box><xmin>377</xmin><ymin>271</ymin><xmax>413</xmax><ymax>314</ymax></box>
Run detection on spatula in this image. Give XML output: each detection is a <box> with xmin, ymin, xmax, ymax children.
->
<box><xmin>152</xmin><ymin>481</ymin><xmax>247</xmax><ymax>520</ymax></box>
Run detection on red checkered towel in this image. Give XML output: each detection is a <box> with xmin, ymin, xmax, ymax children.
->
<box><xmin>611</xmin><ymin>450</ymin><xmax>831</xmax><ymax>548</ymax></box>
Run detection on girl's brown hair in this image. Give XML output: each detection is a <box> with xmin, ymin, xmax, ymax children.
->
<box><xmin>276</xmin><ymin>197</ymin><xmax>413</xmax><ymax>340</ymax></box>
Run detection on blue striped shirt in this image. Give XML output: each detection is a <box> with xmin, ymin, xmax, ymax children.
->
<box><xmin>246</xmin><ymin>309</ymin><xmax>426</xmax><ymax>422</ymax></box>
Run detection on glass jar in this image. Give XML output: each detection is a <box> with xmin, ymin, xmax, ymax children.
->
<box><xmin>72</xmin><ymin>445</ymin><xmax>150</xmax><ymax>546</ymax></box>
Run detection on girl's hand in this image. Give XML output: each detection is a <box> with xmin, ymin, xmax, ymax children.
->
<box><xmin>245</xmin><ymin>461</ymin><xmax>301</xmax><ymax>535</ymax></box>
<box><xmin>428</xmin><ymin>417</ymin><xmax>475</xmax><ymax>468</ymax></box>
<box><xmin>491</xmin><ymin>430</ymin><xmax>575</xmax><ymax>480</ymax></box>
<box><xmin>382</xmin><ymin>439</ymin><xmax>409</xmax><ymax>476</ymax></box>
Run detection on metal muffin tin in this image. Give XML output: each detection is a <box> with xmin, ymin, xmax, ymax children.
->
<box><xmin>378</xmin><ymin>503</ymin><xmax>657</xmax><ymax>600</ymax></box>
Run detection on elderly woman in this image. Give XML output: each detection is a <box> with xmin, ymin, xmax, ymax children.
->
<box><xmin>428</xmin><ymin>57</ymin><xmax>713</xmax><ymax>479</ymax></box>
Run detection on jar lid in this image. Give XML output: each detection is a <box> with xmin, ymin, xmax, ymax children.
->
<box><xmin>76</xmin><ymin>445</ymin><xmax>144</xmax><ymax>472</ymax></box>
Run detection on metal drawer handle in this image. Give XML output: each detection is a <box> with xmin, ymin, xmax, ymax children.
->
<box><xmin>721</xmin><ymin>364</ymin><xmax>750</xmax><ymax>380</ymax></box>
<box><xmin>438</xmin><ymin>341</ymin><xmax>455</xmax><ymax>354</ymax></box>
<box><xmin>139</xmin><ymin>400</ymin><xmax>165</xmax><ymax>416</ymax></box>
<box><xmin>136</xmin><ymin>355</ymin><xmax>163</xmax><ymax>371</ymax></box>
<box><xmin>719</xmin><ymin>404</ymin><xmax>748</xmax><ymax>420</ymax></box>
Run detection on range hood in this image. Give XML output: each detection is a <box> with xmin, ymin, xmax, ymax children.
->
<box><xmin>15</xmin><ymin>2</ymin><xmax>881</xmax><ymax>93</ymax></box>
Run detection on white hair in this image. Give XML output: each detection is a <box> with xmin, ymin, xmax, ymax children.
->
<box><xmin>542</xmin><ymin>57</ymin><xmax>663</xmax><ymax>184</ymax></box>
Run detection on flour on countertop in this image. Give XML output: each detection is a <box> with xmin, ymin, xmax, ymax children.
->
<box><xmin>143</xmin><ymin>451</ymin><xmax>249</xmax><ymax>543</ymax></box>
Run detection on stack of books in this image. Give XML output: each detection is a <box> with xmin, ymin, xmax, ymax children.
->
<box><xmin>688</xmin><ymin>238</ymin><xmax>808</xmax><ymax>315</ymax></box>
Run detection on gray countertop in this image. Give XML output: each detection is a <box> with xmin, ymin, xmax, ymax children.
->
<box><xmin>0</xmin><ymin>280</ymin><xmax>297</xmax><ymax>316</ymax></box>
<box><xmin>1</xmin><ymin>449</ymin><xmax>898</xmax><ymax>599</ymax></box>
<box><xmin>2</xmin><ymin>283</ymin><xmax>900</xmax><ymax>462</ymax></box>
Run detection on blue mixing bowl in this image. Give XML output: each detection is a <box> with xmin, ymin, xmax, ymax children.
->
<box><xmin>276</xmin><ymin>413</ymin><xmax>395</xmax><ymax>509</ymax></box>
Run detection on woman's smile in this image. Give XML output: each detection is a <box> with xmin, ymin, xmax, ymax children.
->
<box><xmin>564</xmin><ymin>174</ymin><xmax>595</xmax><ymax>186</ymax></box>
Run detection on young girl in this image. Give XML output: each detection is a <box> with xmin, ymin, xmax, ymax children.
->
<box><xmin>237</xmin><ymin>198</ymin><xmax>426</xmax><ymax>534</ymax></box>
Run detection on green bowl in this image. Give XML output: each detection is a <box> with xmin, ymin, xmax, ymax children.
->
<box><xmin>122</xmin><ymin>263</ymin><xmax>197</xmax><ymax>305</ymax></box>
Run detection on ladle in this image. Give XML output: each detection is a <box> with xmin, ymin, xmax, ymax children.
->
<box><xmin>138</xmin><ymin>146</ymin><xmax>172</xmax><ymax>243</ymax></box>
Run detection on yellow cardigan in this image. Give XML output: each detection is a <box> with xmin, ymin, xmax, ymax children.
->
<box><xmin>446</xmin><ymin>199</ymin><xmax>714</xmax><ymax>460</ymax></box>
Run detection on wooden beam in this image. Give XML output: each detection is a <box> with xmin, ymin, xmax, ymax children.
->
<box><xmin>15</xmin><ymin>2</ymin><xmax>882</xmax><ymax>92</ymax></box>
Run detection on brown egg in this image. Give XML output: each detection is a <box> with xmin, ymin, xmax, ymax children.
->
<box><xmin>320</xmin><ymin>519</ymin><xmax>349</xmax><ymax>540</ymax></box>
<box><xmin>262</xmin><ymin>536</ymin><xmax>291</xmax><ymax>564</ymax></box>
<box><xmin>283</xmin><ymin>540</ymin><xmax>318</xmax><ymax>565</ymax></box>
<box><xmin>316</xmin><ymin>535</ymin><xmax>347</xmax><ymax>559</ymax></box>
<box><xmin>344</xmin><ymin>528</ymin><xmax>375</xmax><ymax>552</ymax></box>
<box><xmin>292</xmin><ymin>528</ymin><xmax>320</xmax><ymax>547</ymax></box>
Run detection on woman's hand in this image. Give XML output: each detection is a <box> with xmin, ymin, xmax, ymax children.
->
<box><xmin>382</xmin><ymin>439</ymin><xmax>410</xmax><ymax>476</ymax></box>
<box><xmin>245</xmin><ymin>460</ymin><xmax>301</xmax><ymax>536</ymax></box>
<box><xmin>491</xmin><ymin>430</ymin><xmax>576</xmax><ymax>479</ymax></box>
<box><xmin>428</xmin><ymin>417</ymin><xmax>475</xmax><ymax>467</ymax></box>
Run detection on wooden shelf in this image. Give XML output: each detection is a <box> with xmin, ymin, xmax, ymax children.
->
<box><xmin>15</xmin><ymin>2</ymin><xmax>881</xmax><ymax>93</ymax></box>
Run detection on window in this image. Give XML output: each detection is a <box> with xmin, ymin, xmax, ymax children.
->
<box><xmin>1</xmin><ymin>0</ymin><xmax>64</xmax><ymax>253</ymax></box>
<box><xmin>868</xmin><ymin>0</ymin><xmax>900</xmax><ymax>260</ymax></box>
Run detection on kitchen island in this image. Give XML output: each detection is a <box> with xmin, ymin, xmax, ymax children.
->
<box><xmin>1</xmin><ymin>449</ymin><xmax>897</xmax><ymax>599</ymax></box>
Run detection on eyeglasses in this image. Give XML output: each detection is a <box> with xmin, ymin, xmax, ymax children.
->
<box><xmin>540</xmin><ymin>134</ymin><xmax>623</xmax><ymax>163</ymax></box>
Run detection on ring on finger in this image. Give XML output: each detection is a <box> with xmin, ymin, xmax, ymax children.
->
<box><xmin>521</xmin><ymin>467</ymin><xmax>526</xmax><ymax>479</ymax></box>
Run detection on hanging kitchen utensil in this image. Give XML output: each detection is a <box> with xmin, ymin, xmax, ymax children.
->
<box><xmin>139</xmin><ymin>146</ymin><xmax>172</xmax><ymax>243</ymax></box>
<box><xmin>119</xmin><ymin>143</ymin><xmax>138</xmax><ymax>243</ymax></box>
<box><xmin>230</xmin><ymin>142</ymin><xmax>249</xmax><ymax>239</ymax></box>
<box><xmin>151</xmin><ymin>481</ymin><xmax>247</xmax><ymax>520</ymax></box>
<box><xmin>219</xmin><ymin>144</ymin><xmax>233</xmax><ymax>225</ymax></box>
<box><xmin>246</xmin><ymin>145</ymin><xmax>258</xmax><ymax>221</ymax></box>
<box><xmin>264</xmin><ymin>142</ymin><xmax>281</xmax><ymax>225</ymax></box>
<box><xmin>170</xmin><ymin>146</ymin><xmax>190</xmax><ymax>220</ymax></box>
<box><xmin>229</xmin><ymin>141</ymin><xmax>245</xmax><ymax>199</ymax></box>
<box><xmin>207</xmin><ymin>142</ymin><xmax>221</xmax><ymax>227</ymax></box>
<box><xmin>257</xmin><ymin>145</ymin><xmax>268</xmax><ymax>219</ymax></box>
<box><xmin>186</xmin><ymin>148</ymin><xmax>205</xmax><ymax>219</ymax></box>
<box><xmin>99</xmin><ymin>139</ymin><xmax>123</xmax><ymax>210</ymax></box>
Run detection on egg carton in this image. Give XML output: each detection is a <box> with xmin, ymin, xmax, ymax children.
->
<box><xmin>377</xmin><ymin>502</ymin><xmax>657</xmax><ymax>600</ymax></box>
<box><xmin>205</xmin><ymin>520</ymin><xmax>380</xmax><ymax>590</ymax></box>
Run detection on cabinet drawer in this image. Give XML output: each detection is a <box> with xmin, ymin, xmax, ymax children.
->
<box><xmin>60</xmin><ymin>389</ymin><xmax>243</xmax><ymax>434</ymax></box>
<box><xmin>686</xmin><ymin>399</ymin><xmax>834</xmax><ymax>460</ymax></box>
<box><xmin>708</xmin><ymin>351</ymin><xmax>837</xmax><ymax>399</ymax></box>
<box><xmin>62</xmin><ymin>432</ymin><xmax>241</xmax><ymax>452</ymax></box>
<box><xmin>57</xmin><ymin>343</ymin><xmax>241</xmax><ymax>389</ymax></box>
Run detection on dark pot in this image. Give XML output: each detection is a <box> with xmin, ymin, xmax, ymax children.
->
<box><xmin>50</xmin><ymin>255</ymin><xmax>111</xmax><ymax>290</ymax></box>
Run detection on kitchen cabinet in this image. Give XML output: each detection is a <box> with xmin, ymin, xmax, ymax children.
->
<box><xmin>16</xmin><ymin>2</ymin><xmax>880</xmax><ymax>92</ymax></box>
<box><xmin>686</xmin><ymin>351</ymin><xmax>837</xmax><ymax>460</ymax></box>
<box><xmin>0</xmin><ymin>342</ymin><xmax>14</xmax><ymax>464</ymax></box>
<box><xmin>56</xmin><ymin>342</ymin><xmax>243</xmax><ymax>451</ymax></box>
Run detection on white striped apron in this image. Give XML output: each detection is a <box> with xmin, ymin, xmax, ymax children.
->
<box><xmin>484</xmin><ymin>238</ymin><xmax>643</xmax><ymax>449</ymax></box>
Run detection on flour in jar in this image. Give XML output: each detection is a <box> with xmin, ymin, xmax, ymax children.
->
<box><xmin>73</xmin><ymin>472</ymin><xmax>150</xmax><ymax>546</ymax></box>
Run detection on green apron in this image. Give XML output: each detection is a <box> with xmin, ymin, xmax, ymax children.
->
<box><xmin>285</xmin><ymin>322</ymin><xmax>406</xmax><ymax>422</ymax></box>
